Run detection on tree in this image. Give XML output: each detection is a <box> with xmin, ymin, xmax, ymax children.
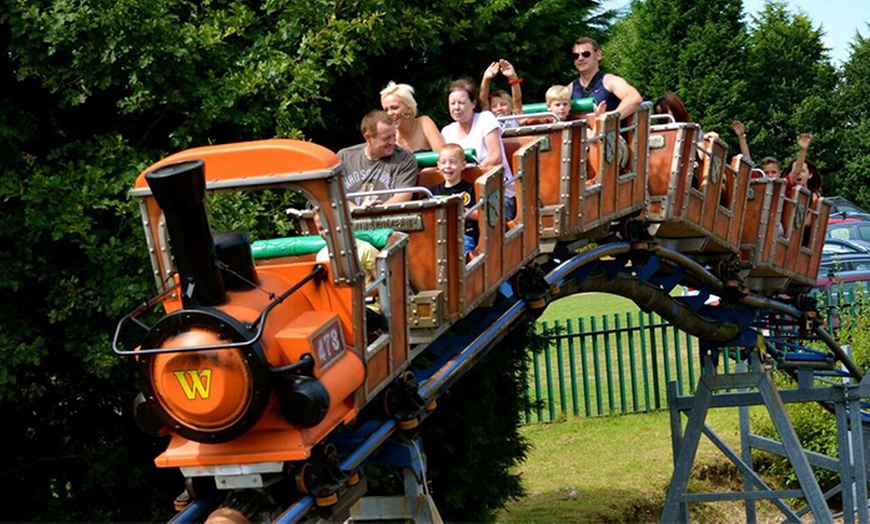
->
<box><xmin>606</xmin><ymin>0</ymin><xmax>750</xmax><ymax>134</ymax></box>
<box><xmin>828</xmin><ymin>32</ymin><xmax>870</xmax><ymax>206</ymax></box>
<box><xmin>0</xmin><ymin>0</ymin><xmax>608</xmax><ymax>518</ymax></box>
<box><xmin>741</xmin><ymin>1</ymin><xmax>837</xmax><ymax>170</ymax></box>
<box><xmin>422</xmin><ymin>322</ymin><xmax>545</xmax><ymax>521</ymax></box>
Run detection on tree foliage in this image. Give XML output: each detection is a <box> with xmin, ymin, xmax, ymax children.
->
<box><xmin>829</xmin><ymin>33</ymin><xmax>870</xmax><ymax>207</ymax></box>
<box><xmin>606</xmin><ymin>0</ymin><xmax>750</xmax><ymax>132</ymax></box>
<box><xmin>421</xmin><ymin>321</ymin><xmax>547</xmax><ymax>521</ymax></box>
<box><xmin>0</xmin><ymin>0</ymin><xmax>604</xmax><ymax>519</ymax></box>
<box><xmin>741</xmin><ymin>1</ymin><xmax>837</xmax><ymax>169</ymax></box>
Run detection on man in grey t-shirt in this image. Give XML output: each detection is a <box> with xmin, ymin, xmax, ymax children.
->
<box><xmin>338</xmin><ymin>110</ymin><xmax>418</xmax><ymax>208</ymax></box>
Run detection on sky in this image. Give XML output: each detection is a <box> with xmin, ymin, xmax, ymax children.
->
<box><xmin>602</xmin><ymin>0</ymin><xmax>869</xmax><ymax>65</ymax></box>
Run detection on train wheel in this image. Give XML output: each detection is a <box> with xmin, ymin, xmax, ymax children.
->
<box><xmin>315</xmin><ymin>493</ymin><xmax>338</xmax><ymax>507</ymax></box>
<box><xmin>382</xmin><ymin>372</ymin><xmax>426</xmax><ymax>427</ymax></box>
<box><xmin>295</xmin><ymin>463</ymin><xmax>311</xmax><ymax>494</ymax></box>
<box><xmin>347</xmin><ymin>471</ymin><xmax>361</xmax><ymax>486</ymax></box>
<box><xmin>173</xmin><ymin>490</ymin><xmax>191</xmax><ymax>512</ymax></box>
<box><xmin>398</xmin><ymin>418</ymin><xmax>420</xmax><ymax>430</ymax></box>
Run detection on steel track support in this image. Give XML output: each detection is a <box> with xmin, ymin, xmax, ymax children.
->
<box><xmin>344</xmin><ymin>437</ymin><xmax>442</xmax><ymax>523</ymax></box>
<box><xmin>661</xmin><ymin>351</ymin><xmax>838</xmax><ymax>523</ymax></box>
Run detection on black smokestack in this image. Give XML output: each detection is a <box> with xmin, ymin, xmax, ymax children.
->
<box><xmin>145</xmin><ymin>159</ymin><xmax>226</xmax><ymax>307</ymax></box>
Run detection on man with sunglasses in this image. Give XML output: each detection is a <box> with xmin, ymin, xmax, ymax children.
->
<box><xmin>569</xmin><ymin>37</ymin><xmax>642</xmax><ymax>121</ymax></box>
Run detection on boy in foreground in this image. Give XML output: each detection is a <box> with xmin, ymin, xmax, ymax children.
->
<box><xmin>429</xmin><ymin>144</ymin><xmax>480</xmax><ymax>255</ymax></box>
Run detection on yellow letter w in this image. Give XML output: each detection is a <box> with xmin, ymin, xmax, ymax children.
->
<box><xmin>173</xmin><ymin>369</ymin><xmax>212</xmax><ymax>400</ymax></box>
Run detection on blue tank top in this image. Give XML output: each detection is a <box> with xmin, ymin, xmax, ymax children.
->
<box><xmin>570</xmin><ymin>71</ymin><xmax>621</xmax><ymax>111</ymax></box>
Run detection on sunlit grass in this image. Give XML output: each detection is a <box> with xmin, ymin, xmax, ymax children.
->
<box><xmin>498</xmin><ymin>409</ymin><xmax>774</xmax><ymax>522</ymax></box>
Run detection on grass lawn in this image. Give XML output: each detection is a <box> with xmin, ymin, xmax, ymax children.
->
<box><xmin>540</xmin><ymin>292</ymin><xmax>642</xmax><ymax>324</ymax></box>
<box><xmin>501</xmin><ymin>292</ymin><xmax>783</xmax><ymax>522</ymax></box>
<box><xmin>498</xmin><ymin>408</ymin><xmax>780</xmax><ymax>523</ymax></box>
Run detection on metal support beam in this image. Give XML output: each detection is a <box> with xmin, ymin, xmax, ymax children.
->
<box><xmin>661</xmin><ymin>350</ymin><xmax>870</xmax><ymax>524</ymax></box>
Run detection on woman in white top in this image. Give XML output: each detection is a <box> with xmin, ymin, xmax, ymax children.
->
<box><xmin>441</xmin><ymin>78</ymin><xmax>516</xmax><ymax>221</ymax></box>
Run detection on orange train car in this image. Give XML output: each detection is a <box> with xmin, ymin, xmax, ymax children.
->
<box><xmin>502</xmin><ymin>102</ymin><xmax>651</xmax><ymax>251</ymax></box>
<box><xmin>646</xmin><ymin>119</ymin><xmax>752</xmax><ymax>260</ymax></box>
<box><xmin>741</xmin><ymin>177</ymin><xmax>831</xmax><ymax>293</ymax></box>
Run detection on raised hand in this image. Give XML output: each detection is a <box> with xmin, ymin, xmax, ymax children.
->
<box><xmin>731</xmin><ymin>120</ymin><xmax>745</xmax><ymax>137</ymax></box>
<box><xmin>797</xmin><ymin>133</ymin><xmax>812</xmax><ymax>150</ymax></box>
<box><xmin>498</xmin><ymin>59</ymin><xmax>517</xmax><ymax>79</ymax></box>
<box><xmin>483</xmin><ymin>61</ymin><xmax>500</xmax><ymax>80</ymax></box>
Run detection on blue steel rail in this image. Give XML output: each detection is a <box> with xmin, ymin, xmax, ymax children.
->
<box><xmin>170</xmin><ymin>242</ymin><xmax>865</xmax><ymax>522</ymax></box>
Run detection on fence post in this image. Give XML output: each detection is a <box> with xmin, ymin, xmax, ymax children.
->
<box><xmin>660</xmin><ymin>313</ymin><xmax>672</xmax><ymax>391</ymax></box>
<box><xmin>579</xmin><ymin>317</ymin><xmax>591</xmax><ymax>417</ymax></box>
<box><xmin>544</xmin><ymin>324</ymin><xmax>555</xmax><ymax>423</ymax></box>
<box><xmin>686</xmin><ymin>330</ymin><xmax>696</xmax><ymax>390</ymax></box>
<box><xmin>648</xmin><ymin>312</ymin><xmax>661</xmax><ymax>410</ymax></box>
<box><xmin>638</xmin><ymin>312</ymin><xmax>652</xmax><ymax>412</ymax></box>
<box><xmin>566</xmin><ymin>319</ymin><xmax>580</xmax><ymax>417</ymax></box>
<box><xmin>591</xmin><ymin>316</ymin><xmax>603</xmax><ymax>416</ymax></box>
<box><xmin>627</xmin><ymin>313</ymin><xmax>640</xmax><ymax>412</ymax></box>
<box><xmin>615</xmin><ymin>313</ymin><xmax>627</xmax><ymax>414</ymax></box>
<box><xmin>603</xmin><ymin>315</ymin><xmax>615</xmax><ymax>415</ymax></box>
<box><xmin>672</xmin><ymin>323</ymin><xmax>683</xmax><ymax>396</ymax></box>
<box><xmin>533</xmin><ymin>323</ymin><xmax>544</xmax><ymax>422</ymax></box>
<box><xmin>555</xmin><ymin>319</ymin><xmax>567</xmax><ymax>418</ymax></box>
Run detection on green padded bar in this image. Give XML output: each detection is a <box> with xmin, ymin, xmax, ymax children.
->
<box><xmin>414</xmin><ymin>149</ymin><xmax>477</xmax><ymax>168</ymax></box>
<box><xmin>251</xmin><ymin>236</ymin><xmax>325</xmax><ymax>259</ymax></box>
<box><xmin>354</xmin><ymin>228</ymin><xmax>393</xmax><ymax>248</ymax></box>
<box><xmin>251</xmin><ymin>228</ymin><xmax>394</xmax><ymax>259</ymax></box>
<box><xmin>521</xmin><ymin>97</ymin><xmax>595</xmax><ymax>115</ymax></box>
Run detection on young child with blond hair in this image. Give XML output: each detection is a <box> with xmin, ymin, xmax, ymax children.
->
<box><xmin>429</xmin><ymin>144</ymin><xmax>479</xmax><ymax>255</ymax></box>
<box><xmin>545</xmin><ymin>84</ymin><xmax>572</xmax><ymax>122</ymax></box>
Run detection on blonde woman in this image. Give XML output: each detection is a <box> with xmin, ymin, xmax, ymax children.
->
<box><xmin>380</xmin><ymin>81</ymin><xmax>444</xmax><ymax>153</ymax></box>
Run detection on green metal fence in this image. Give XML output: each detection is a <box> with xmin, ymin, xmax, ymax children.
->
<box><xmin>523</xmin><ymin>289</ymin><xmax>866</xmax><ymax>425</ymax></box>
<box><xmin>525</xmin><ymin>310</ymin><xmax>710</xmax><ymax>423</ymax></box>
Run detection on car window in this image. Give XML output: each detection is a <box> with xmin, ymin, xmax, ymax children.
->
<box><xmin>829</xmin><ymin>228</ymin><xmax>852</xmax><ymax>241</ymax></box>
<box><xmin>857</xmin><ymin>225</ymin><xmax>870</xmax><ymax>241</ymax></box>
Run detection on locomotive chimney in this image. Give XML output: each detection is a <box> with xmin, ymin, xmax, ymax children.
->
<box><xmin>145</xmin><ymin>159</ymin><xmax>227</xmax><ymax>307</ymax></box>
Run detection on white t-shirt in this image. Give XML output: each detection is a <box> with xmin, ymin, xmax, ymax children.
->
<box><xmin>441</xmin><ymin>111</ymin><xmax>515</xmax><ymax>199</ymax></box>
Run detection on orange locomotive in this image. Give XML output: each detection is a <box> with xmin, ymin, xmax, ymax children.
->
<box><xmin>115</xmin><ymin>140</ymin><xmax>420</xmax><ymax>510</ymax></box>
<box><xmin>114</xmin><ymin>136</ymin><xmax>544</xmax><ymax>519</ymax></box>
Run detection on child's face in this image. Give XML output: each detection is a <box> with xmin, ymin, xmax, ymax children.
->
<box><xmin>437</xmin><ymin>151</ymin><xmax>466</xmax><ymax>184</ymax></box>
<box><xmin>490</xmin><ymin>96</ymin><xmax>513</xmax><ymax>117</ymax></box>
<box><xmin>548</xmin><ymin>99</ymin><xmax>571</xmax><ymax>121</ymax></box>
<box><xmin>761</xmin><ymin>162</ymin><xmax>781</xmax><ymax>178</ymax></box>
<box><xmin>791</xmin><ymin>162</ymin><xmax>811</xmax><ymax>186</ymax></box>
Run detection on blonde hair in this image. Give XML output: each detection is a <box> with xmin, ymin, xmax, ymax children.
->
<box><xmin>379</xmin><ymin>81</ymin><xmax>418</xmax><ymax>117</ymax></box>
<box><xmin>438</xmin><ymin>143</ymin><xmax>466</xmax><ymax>165</ymax></box>
<box><xmin>545</xmin><ymin>85</ymin><xmax>571</xmax><ymax>105</ymax></box>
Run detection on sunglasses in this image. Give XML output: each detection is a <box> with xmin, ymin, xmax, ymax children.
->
<box><xmin>572</xmin><ymin>50</ymin><xmax>593</xmax><ymax>60</ymax></box>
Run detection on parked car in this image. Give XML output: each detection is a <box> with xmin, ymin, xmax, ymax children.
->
<box><xmin>819</xmin><ymin>254</ymin><xmax>870</xmax><ymax>275</ymax></box>
<box><xmin>827</xmin><ymin>196</ymin><xmax>870</xmax><ymax>222</ymax></box>
<box><xmin>826</xmin><ymin>221</ymin><xmax>870</xmax><ymax>244</ymax></box>
<box><xmin>823</xmin><ymin>238</ymin><xmax>870</xmax><ymax>255</ymax></box>
<box><xmin>828</xmin><ymin>212</ymin><xmax>870</xmax><ymax>224</ymax></box>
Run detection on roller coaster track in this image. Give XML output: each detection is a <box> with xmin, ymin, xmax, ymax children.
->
<box><xmin>169</xmin><ymin>242</ymin><xmax>866</xmax><ymax>522</ymax></box>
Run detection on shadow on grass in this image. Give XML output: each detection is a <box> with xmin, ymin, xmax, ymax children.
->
<box><xmin>497</xmin><ymin>458</ymin><xmax>785</xmax><ymax>523</ymax></box>
<box><xmin>498</xmin><ymin>485</ymin><xmax>661</xmax><ymax>523</ymax></box>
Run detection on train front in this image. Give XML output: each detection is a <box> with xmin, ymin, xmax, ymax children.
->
<box><xmin>114</xmin><ymin>142</ymin><xmax>371</xmax><ymax>518</ymax></box>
